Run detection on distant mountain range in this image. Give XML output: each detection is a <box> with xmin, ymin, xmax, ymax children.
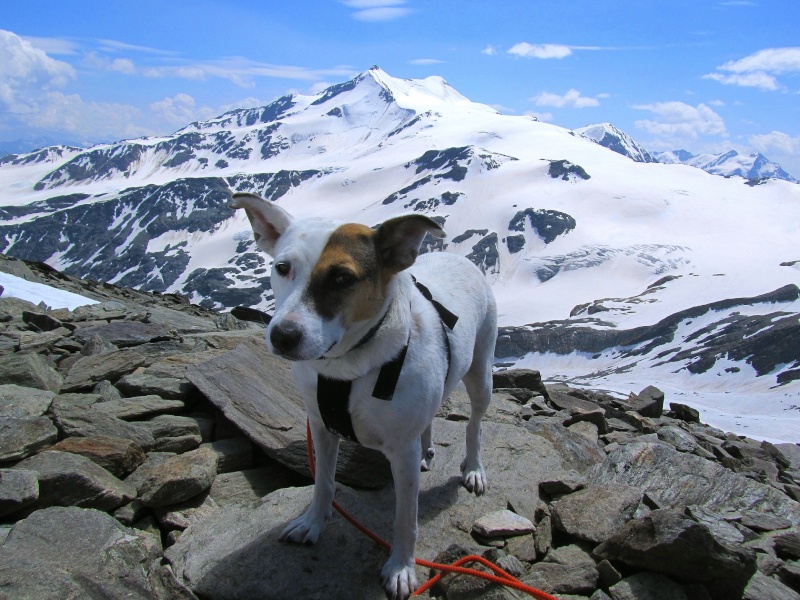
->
<box><xmin>575</xmin><ymin>122</ymin><xmax>797</xmax><ymax>183</ymax></box>
<box><xmin>0</xmin><ymin>67</ymin><xmax>798</xmax><ymax>437</ymax></box>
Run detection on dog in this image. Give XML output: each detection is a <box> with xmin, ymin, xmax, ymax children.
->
<box><xmin>229</xmin><ymin>192</ymin><xmax>497</xmax><ymax>599</ymax></box>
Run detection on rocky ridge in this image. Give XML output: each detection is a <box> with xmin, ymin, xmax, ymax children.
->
<box><xmin>1</xmin><ymin>254</ymin><xmax>799</xmax><ymax>600</ymax></box>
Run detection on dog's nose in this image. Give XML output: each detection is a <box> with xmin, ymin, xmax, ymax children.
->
<box><xmin>270</xmin><ymin>321</ymin><xmax>303</xmax><ymax>354</ymax></box>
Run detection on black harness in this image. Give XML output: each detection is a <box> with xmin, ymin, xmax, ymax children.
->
<box><xmin>316</xmin><ymin>277</ymin><xmax>458</xmax><ymax>444</ymax></box>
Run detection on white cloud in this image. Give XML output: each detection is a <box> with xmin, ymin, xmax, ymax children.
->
<box><xmin>634</xmin><ymin>101</ymin><xmax>728</xmax><ymax>140</ymax></box>
<box><xmin>408</xmin><ymin>58</ymin><xmax>443</xmax><ymax>65</ymax></box>
<box><xmin>523</xmin><ymin>111</ymin><xmax>554</xmax><ymax>122</ymax></box>
<box><xmin>22</xmin><ymin>36</ymin><xmax>80</xmax><ymax>56</ymax></box>
<box><xmin>530</xmin><ymin>89</ymin><xmax>602</xmax><ymax>108</ymax></box>
<box><xmin>705</xmin><ymin>47</ymin><xmax>800</xmax><ymax>90</ymax></box>
<box><xmin>84</xmin><ymin>52</ymin><xmax>137</xmax><ymax>75</ymax></box>
<box><xmin>150</xmin><ymin>93</ymin><xmax>215</xmax><ymax>127</ymax></box>
<box><xmin>749</xmin><ymin>130</ymin><xmax>800</xmax><ymax>154</ymax></box>
<box><xmin>509</xmin><ymin>43</ymin><xmax>572</xmax><ymax>59</ymax></box>
<box><xmin>482</xmin><ymin>45</ymin><xmax>498</xmax><ymax>56</ymax></box>
<box><xmin>341</xmin><ymin>0</ymin><xmax>411</xmax><ymax>21</ymax></box>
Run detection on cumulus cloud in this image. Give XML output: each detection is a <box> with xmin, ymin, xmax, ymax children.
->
<box><xmin>150</xmin><ymin>93</ymin><xmax>215</xmax><ymax>127</ymax></box>
<box><xmin>481</xmin><ymin>45</ymin><xmax>498</xmax><ymax>56</ymax></box>
<box><xmin>509</xmin><ymin>43</ymin><xmax>572</xmax><ymax>59</ymax></box>
<box><xmin>705</xmin><ymin>47</ymin><xmax>800</xmax><ymax>90</ymax></box>
<box><xmin>634</xmin><ymin>101</ymin><xmax>728</xmax><ymax>140</ymax></box>
<box><xmin>530</xmin><ymin>89</ymin><xmax>603</xmax><ymax>108</ymax></box>
<box><xmin>749</xmin><ymin>130</ymin><xmax>800</xmax><ymax>154</ymax></box>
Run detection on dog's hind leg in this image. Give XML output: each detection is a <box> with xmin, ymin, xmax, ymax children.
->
<box><xmin>459</xmin><ymin>313</ymin><xmax>496</xmax><ymax>495</ymax></box>
<box><xmin>280</xmin><ymin>416</ymin><xmax>339</xmax><ymax>544</ymax></box>
<box><xmin>420</xmin><ymin>423</ymin><xmax>435</xmax><ymax>471</ymax></box>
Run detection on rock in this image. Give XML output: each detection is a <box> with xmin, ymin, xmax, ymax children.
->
<box><xmin>551</xmin><ymin>484</ymin><xmax>643</xmax><ymax>543</ymax></box>
<box><xmin>52</xmin><ymin>403</ymin><xmax>156</xmax><ymax>451</ymax></box>
<box><xmin>685</xmin><ymin>505</ymin><xmax>745</xmax><ymax>545</ymax></box>
<box><xmin>0</xmin><ymin>469</ymin><xmax>38</xmax><ymax>517</ymax></box>
<box><xmin>670</xmin><ymin>402</ymin><xmax>700</xmax><ymax>423</ymax></box>
<box><xmin>50</xmin><ymin>436</ymin><xmax>146</xmax><ymax>477</ymax></box>
<box><xmin>594</xmin><ymin>509</ymin><xmax>756</xmax><ymax>600</ymax></box>
<box><xmin>522</xmin><ymin>559</ymin><xmax>599</xmax><ymax>596</ymax></box>
<box><xmin>208</xmin><ymin>465</ymin><xmax>302</xmax><ymax>508</ymax></box>
<box><xmin>94</xmin><ymin>395</ymin><xmax>188</xmax><ymax>420</ymax></box>
<box><xmin>775</xmin><ymin>532</ymin><xmax>800</xmax><ymax>560</ymax></box>
<box><xmin>154</xmin><ymin>492</ymin><xmax>220</xmax><ymax>530</ymax></box>
<box><xmin>12</xmin><ymin>450</ymin><xmax>135</xmax><ymax>511</ymax></box>
<box><xmin>472</xmin><ymin>509</ymin><xmax>535</xmax><ymax>538</ymax></box>
<box><xmin>738</xmin><ymin>509</ymin><xmax>792</xmax><ymax>532</ymax></box>
<box><xmin>742</xmin><ymin>571</ymin><xmax>800</xmax><ymax>600</ymax></box>
<box><xmin>608</xmin><ymin>571</ymin><xmax>688</xmax><ymax>600</ymax></box>
<box><xmin>630</xmin><ymin>385</ymin><xmax>665</xmax><ymax>418</ymax></box>
<box><xmin>124</xmin><ymin>451</ymin><xmax>176</xmax><ymax>492</ymax></box>
<box><xmin>185</xmin><ymin>339</ymin><xmax>393</xmax><ymax>489</ymax></box>
<box><xmin>137</xmin><ymin>446</ymin><xmax>219</xmax><ymax>507</ymax></box>
<box><xmin>21</xmin><ymin>310</ymin><xmax>65</xmax><ymax>332</ymax></box>
<box><xmin>0</xmin><ymin>384</ymin><xmax>55</xmax><ymax>417</ymax></box>
<box><xmin>492</xmin><ymin>369</ymin><xmax>549</xmax><ymax>399</ymax></box>
<box><xmin>200</xmin><ymin>437</ymin><xmax>253</xmax><ymax>474</ymax></box>
<box><xmin>138</xmin><ymin>415</ymin><xmax>202</xmax><ymax>452</ymax></box>
<box><xmin>539</xmin><ymin>473</ymin><xmax>587</xmax><ymax>496</ymax></box>
<box><xmin>596</xmin><ymin>559</ymin><xmax>622</xmax><ymax>588</ymax></box>
<box><xmin>657</xmin><ymin>425</ymin><xmax>698</xmax><ymax>453</ymax></box>
<box><xmin>72</xmin><ymin>320</ymin><xmax>176</xmax><ymax>347</ymax></box>
<box><xmin>589</xmin><ymin>443</ymin><xmax>800</xmax><ymax>524</ymax></box>
<box><xmin>779</xmin><ymin>562</ymin><xmax>800</xmax><ymax>591</ymax></box>
<box><xmin>0</xmin><ymin>506</ymin><xmax>183</xmax><ymax>599</ymax></box>
<box><xmin>0</xmin><ymin>415</ymin><xmax>58</xmax><ymax>461</ymax></box>
<box><xmin>117</xmin><ymin>352</ymin><xmax>222</xmax><ymax>399</ymax></box>
<box><xmin>61</xmin><ymin>348</ymin><xmax>147</xmax><ymax>392</ymax></box>
<box><xmin>80</xmin><ymin>334</ymin><xmax>119</xmax><ymax>357</ymax></box>
<box><xmin>0</xmin><ymin>352</ymin><xmax>62</xmax><ymax>393</ymax></box>
<box><xmin>93</xmin><ymin>379</ymin><xmax>123</xmax><ymax>402</ymax></box>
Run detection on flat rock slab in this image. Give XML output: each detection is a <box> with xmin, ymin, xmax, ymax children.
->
<box><xmin>50</xmin><ymin>435</ymin><xmax>146</xmax><ymax>477</ymax></box>
<box><xmin>62</xmin><ymin>348</ymin><xmax>147</xmax><ymax>392</ymax></box>
<box><xmin>167</xmin><ymin>417</ymin><xmax>606</xmax><ymax>600</ymax></box>
<box><xmin>0</xmin><ymin>506</ymin><xmax>185</xmax><ymax>600</ymax></box>
<box><xmin>0</xmin><ymin>416</ymin><xmax>58</xmax><ymax>461</ymax></box>
<box><xmin>0</xmin><ymin>469</ymin><xmax>39</xmax><ymax>518</ymax></box>
<box><xmin>0</xmin><ymin>384</ymin><xmax>55</xmax><ymax>417</ymax></box>
<box><xmin>137</xmin><ymin>446</ymin><xmax>219</xmax><ymax>507</ymax></box>
<box><xmin>551</xmin><ymin>484</ymin><xmax>643</xmax><ymax>544</ymax></box>
<box><xmin>0</xmin><ymin>352</ymin><xmax>62</xmax><ymax>393</ymax></box>
<box><xmin>52</xmin><ymin>403</ymin><xmax>156</xmax><ymax>451</ymax></box>
<box><xmin>185</xmin><ymin>339</ymin><xmax>393</xmax><ymax>489</ymax></box>
<box><xmin>472</xmin><ymin>509</ymin><xmax>535</xmax><ymax>538</ymax></box>
<box><xmin>12</xmin><ymin>450</ymin><xmax>135</xmax><ymax>511</ymax></box>
<box><xmin>589</xmin><ymin>442</ymin><xmax>800</xmax><ymax>525</ymax></box>
<box><xmin>72</xmin><ymin>320</ymin><xmax>176</xmax><ymax>347</ymax></box>
<box><xmin>94</xmin><ymin>395</ymin><xmax>187</xmax><ymax>420</ymax></box>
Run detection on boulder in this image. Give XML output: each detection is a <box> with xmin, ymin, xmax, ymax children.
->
<box><xmin>93</xmin><ymin>395</ymin><xmax>188</xmax><ymax>420</ymax></box>
<box><xmin>0</xmin><ymin>416</ymin><xmax>58</xmax><ymax>461</ymax></box>
<box><xmin>594</xmin><ymin>509</ymin><xmax>756</xmax><ymax>600</ymax></box>
<box><xmin>154</xmin><ymin>492</ymin><xmax>220</xmax><ymax>530</ymax></box>
<box><xmin>629</xmin><ymin>385</ymin><xmax>665</xmax><ymax>418</ymax></box>
<box><xmin>742</xmin><ymin>571</ymin><xmax>800</xmax><ymax>600</ymax></box>
<box><xmin>551</xmin><ymin>484</ymin><xmax>643</xmax><ymax>543</ymax></box>
<box><xmin>472</xmin><ymin>509</ymin><xmax>535</xmax><ymax>538</ymax></box>
<box><xmin>0</xmin><ymin>352</ymin><xmax>62</xmax><ymax>393</ymax></box>
<box><xmin>200</xmin><ymin>437</ymin><xmax>253</xmax><ymax>474</ymax></box>
<box><xmin>0</xmin><ymin>384</ymin><xmax>55</xmax><ymax>417</ymax></box>
<box><xmin>50</xmin><ymin>436</ymin><xmax>146</xmax><ymax>477</ymax></box>
<box><xmin>0</xmin><ymin>506</ymin><xmax>190</xmax><ymax>599</ymax></box>
<box><xmin>608</xmin><ymin>571</ymin><xmax>689</xmax><ymax>600</ymax></box>
<box><xmin>12</xmin><ymin>450</ymin><xmax>135</xmax><ymax>511</ymax></box>
<box><xmin>669</xmin><ymin>403</ymin><xmax>700</xmax><ymax>423</ymax></box>
<box><xmin>138</xmin><ymin>415</ymin><xmax>202</xmax><ymax>453</ymax></box>
<box><xmin>61</xmin><ymin>348</ymin><xmax>147</xmax><ymax>392</ymax></box>
<box><xmin>208</xmin><ymin>465</ymin><xmax>302</xmax><ymax>508</ymax></box>
<box><xmin>0</xmin><ymin>469</ymin><xmax>39</xmax><ymax>517</ymax></box>
<box><xmin>52</xmin><ymin>403</ymin><xmax>156</xmax><ymax>451</ymax></box>
<box><xmin>71</xmin><ymin>320</ymin><xmax>176</xmax><ymax>347</ymax></box>
<box><xmin>137</xmin><ymin>446</ymin><xmax>219</xmax><ymax>507</ymax></box>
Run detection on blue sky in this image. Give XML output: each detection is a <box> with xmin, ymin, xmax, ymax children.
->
<box><xmin>2</xmin><ymin>0</ymin><xmax>800</xmax><ymax>175</ymax></box>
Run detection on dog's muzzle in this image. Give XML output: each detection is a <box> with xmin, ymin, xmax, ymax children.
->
<box><xmin>269</xmin><ymin>321</ymin><xmax>304</xmax><ymax>356</ymax></box>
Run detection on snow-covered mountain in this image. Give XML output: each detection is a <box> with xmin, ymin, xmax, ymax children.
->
<box><xmin>1</xmin><ymin>66</ymin><xmax>798</xmax><ymax>441</ymax></box>
<box><xmin>654</xmin><ymin>149</ymin><xmax>797</xmax><ymax>183</ymax></box>
<box><xmin>574</xmin><ymin>123</ymin><xmax>657</xmax><ymax>163</ymax></box>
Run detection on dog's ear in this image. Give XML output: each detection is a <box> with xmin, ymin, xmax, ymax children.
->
<box><xmin>374</xmin><ymin>215</ymin><xmax>445</xmax><ymax>273</ymax></box>
<box><xmin>229</xmin><ymin>192</ymin><xmax>293</xmax><ymax>256</ymax></box>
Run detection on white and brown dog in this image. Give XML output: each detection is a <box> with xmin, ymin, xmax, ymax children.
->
<box><xmin>230</xmin><ymin>192</ymin><xmax>497</xmax><ymax>599</ymax></box>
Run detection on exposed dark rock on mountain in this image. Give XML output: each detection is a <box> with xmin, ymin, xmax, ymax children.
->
<box><xmin>508</xmin><ymin>208</ymin><xmax>576</xmax><ymax>244</ymax></box>
<box><xmin>548</xmin><ymin>159</ymin><xmax>591</xmax><ymax>181</ymax></box>
<box><xmin>1</xmin><ymin>254</ymin><xmax>797</xmax><ymax>599</ymax></box>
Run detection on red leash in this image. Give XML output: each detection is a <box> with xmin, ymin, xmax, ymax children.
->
<box><xmin>305</xmin><ymin>420</ymin><xmax>558</xmax><ymax>599</ymax></box>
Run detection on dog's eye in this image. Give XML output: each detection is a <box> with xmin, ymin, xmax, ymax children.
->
<box><xmin>332</xmin><ymin>271</ymin><xmax>357</xmax><ymax>288</ymax></box>
<box><xmin>274</xmin><ymin>261</ymin><xmax>291</xmax><ymax>277</ymax></box>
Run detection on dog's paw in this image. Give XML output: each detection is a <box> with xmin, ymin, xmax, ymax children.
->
<box><xmin>279</xmin><ymin>512</ymin><xmax>327</xmax><ymax>545</ymax></box>
<box><xmin>460</xmin><ymin>459</ymin><xmax>488</xmax><ymax>495</ymax></box>
<box><xmin>420</xmin><ymin>447</ymin><xmax>435</xmax><ymax>472</ymax></box>
<box><xmin>380</xmin><ymin>558</ymin><xmax>418</xmax><ymax>600</ymax></box>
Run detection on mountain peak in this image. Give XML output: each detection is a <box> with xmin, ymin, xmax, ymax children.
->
<box><xmin>575</xmin><ymin>122</ymin><xmax>656</xmax><ymax>163</ymax></box>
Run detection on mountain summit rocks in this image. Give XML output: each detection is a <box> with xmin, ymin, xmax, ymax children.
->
<box><xmin>0</xmin><ymin>256</ymin><xmax>798</xmax><ymax>599</ymax></box>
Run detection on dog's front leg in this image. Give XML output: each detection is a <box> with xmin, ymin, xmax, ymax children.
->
<box><xmin>381</xmin><ymin>443</ymin><xmax>421</xmax><ymax>599</ymax></box>
<box><xmin>280</xmin><ymin>417</ymin><xmax>339</xmax><ymax>544</ymax></box>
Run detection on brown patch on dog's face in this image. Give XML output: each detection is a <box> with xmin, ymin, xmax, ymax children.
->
<box><xmin>305</xmin><ymin>223</ymin><xmax>388</xmax><ymax>325</ymax></box>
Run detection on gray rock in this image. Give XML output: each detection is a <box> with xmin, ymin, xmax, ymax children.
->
<box><xmin>93</xmin><ymin>379</ymin><xmax>123</xmax><ymax>402</ymax></box>
<box><xmin>657</xmin><ymin>425</ymin><xmax>698</xmax><ymax>453</ymax></box>
<box><xmin>589</xmin><ymin>443</ymin><xmax>800</xmax><ymax>525</ymax></box>
<box><xmin>12</xmin><ymin>450</ymin><xmax>135</xmax><ymax>511</ymax></box>
<box><xmin>139</xmin><ymin>414</ymin><xmax>202</xmax><ymax>452</ymax></box>
<box><xmin>137</xmin><ymin>446</ymin><xmax>218</xmax><ymax>507</ymax></box>
<box><xmin>72</xmin><ymin>320</ymin><xmax>176</xmax><ymax>347</ymax></box>
<box><xmin>522</xmin><ymin>560</ymin><xmax>598</xmax><ymax>596</ymax></box>
<box><xmin>80</xmin><ymin>334</ymin><xmax>118</xmax><ymax>357</ymax></box>
<box><xmin>200</xmin><ymin>437</ymin><xmax>253</xmax><ymax>474</ymax></box>
<box><xmin>208</xmin><ymin>465</ymin><xmax>301</xmax><ymax>508</ymax></box>
<box><xmin>551</xmin><ymin>484</ymin><xmax>643</xmax><ymax>543</ymax></box>
<box><xmin>0</xmin><ymin>352</ymin><xmax>62</xmax><ymax>393</ymax></box>
<box><xmin>0</xmin><ymin>384</ymin><xmax>55</xmax><ymax>417</ymax></box>
<box><xmin>685</xmin><ymin>505</ymin><xmax>745</xmax><ymax>545</ymax></box>
<box><xmin>61</xmin><ymin>348</ymin><xmax>147</xmax><ymax>392</ymax></box>
<box><xmin>0</xmin><ymin>415</ymin><xmax>58</xmax><ymax>461</ymax></box>
<box><xmin>116</xmin><ymin>351</ymin><xmax>223</xmax><ymax>399</ymax></box>
<box><xmin>630</xmin><ymin>385</ymin><xmax>665</xmax><ymax>418</ymax></box>
<box><xmin>155</xmin><ymin>492</ymin><xmax>220</xmax><ymax>530</ymax></box>
<box><xmin>52</xmin><ymin>403</ymin><xmax>156</xmax><ymax>451</ymax></box>
<box><xmin>94</xmin><ymin>395</ymin><xmax>187</xmax><ymax>420</ymax></box>
<box><xmin>50</xmin><ymin>435</ymin><xmax>146</xmax><ymax>477</ymax></box>
<box><xmin>123</xmin><ymin>451</ymin><xmax>176</xmax><ymax>493</ymax></box>
<box><xmin>0</xmin><ymin>506</ymin><xmax>184</xmax><ymax>599</ymax></box>
<box><xmin>739</xmin><ymin>509</ymin><xmax>792</xmax><ymax>532</ymax></box>
<box><xmin>742</xmin><ymin>571</ymin><xmax>800</xmax><ymax>600</ymax></box>
<box><xmin>775</xmin><ymin>532</ymin><xmax>800</xmax><ymax>560</ymax></box>
<box><xmin>609</xmin><ymin>571</ymin><xmax>688</xmax><ymax>600</ymax></box>
<box><xmin>472</xmin><ymin>509</ymin><xmax>535</xmax><ymax>538</ymax></box>
<box><xmin>71</xmin><ymin>300</ymin><xmax>129</xmax><ymax>321</ymax></box>
<box><xmin>492</xmin><ymin>369</ymin><xmax>549</xmax><ymax>398</ymax></box>
<box><xmin>539</xmin><ymin>473</ymin><xmax>587</xmax><ymax>496</ymax></box>
<box><xmin>670</xmin><ymin>402</ymin><xmax>700</xmax><ymax>423</ymax></box>
<box><xmin>594</xmin><ymin>509</ymin><xmax>756</xmax><ymax>600</ymax></box>
<box><xmin>0</xmin><ymin>469</ymin><xmax>38</xmax><ymax>517</ymax></box>
<box><xmin>185</xmin><ymin>339</ymin><xmax>393</xmax><ymax>489</ymax></box>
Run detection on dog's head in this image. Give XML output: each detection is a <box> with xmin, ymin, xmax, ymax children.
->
<box><xmin>230</xmin><ymin>192</ymin><xmax>445</xmax><ymax>361</ymax></box>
